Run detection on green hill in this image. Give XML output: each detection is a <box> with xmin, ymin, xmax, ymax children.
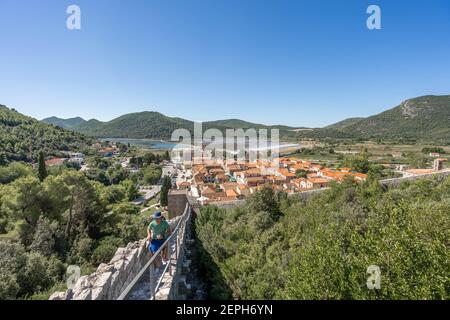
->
<box><xmin>341</xmin><ymin>95</ymin><xmax>450</xmax><ymax>141</ymax></box>
<box><xmin>205</xmin><ymin>119</ymin><xmax>268</xmax><ymax>129</ymax></box>
<box><xmin>59</xmin><ymin>112</ymin><xmax>298</xmax><ymax>139</ymax></box>
<box><xmin>297</xmin><ymin>95</ymin><xmax>450</xmax><ymax>142</ymax></box>
<box><xmin>0</xmin><ymin>105</ymin><xmax>93</xmax><ymax>163</ymax></box>
<box><xmin>325</xmin><ymin>117</ymin><xmax>365</xmax><ymax>130</ymax></box>
<box><xmin>71</xmin><ymin>111</ymin><xmax>193</xmax><ymax>139</ymax></box>
<box><xmin>40</xmin><ymin>94</ymin><xmax>450</xmax><ymax>142</ymax></box>
<box><xmin>42</xmin><ymin>116</ymin><xmax>86</xmax><ymax>129</ymax></box>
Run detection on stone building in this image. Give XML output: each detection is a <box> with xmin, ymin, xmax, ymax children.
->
<box><xmin>168</xmin><ymin>189</ymin><xmax>188</xmax><ymax>219</ymax></box>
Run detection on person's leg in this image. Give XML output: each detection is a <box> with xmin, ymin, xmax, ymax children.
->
<box><xmin>162</xmin><ymin>243</ymin><xmax>168</xmax><ymax>262</ymax></box>
<box><xmin>147</xmin><ymin>241</ymin><xmax>153</xmax><ymax>257</ymax></box>
<box><xmin>151</xmin><ymin>240</ymin><xmax>162</xmax><ymax>268</ymax></box>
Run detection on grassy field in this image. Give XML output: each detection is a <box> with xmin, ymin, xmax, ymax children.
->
<box><xmin>335</xmin><ymin>142</ymin><xmax>450</xmax><ymax>156</ymax></box>
<box><xmin>283</xmin><ymin>140</ymin><xmax>449</xmax><ymax>170</ymax></box>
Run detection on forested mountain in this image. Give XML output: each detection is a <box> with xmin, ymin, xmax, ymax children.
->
<box><xmin>0</xmin><ymin>105</ymin><xmax>93</xmax><ymax>163</ymax></box>
<box><xmin>41</xmin><ymin>94</ymin><xmax>450</xmax><ymax>142</ymax></box>
<box><xmin>41</xmin><ymin>116</ymin><xmax>86</xmax><ymax>129</ymax></box>
<box><xmin>51</xmin><ymin>112</ymin><xmax>299</xmax><ymax>139</ymax></box>
<box><xmin>204</xmin><ymin>119</ymin><xmax>298</xmax><ymax>131</ymax></box>
<box><xmin>325</xmin><ymin>117</ymin><xmax>365</xmax><ymax>130</ymax></box>
<box><xmin>295</xmin><ymin>95</ymin><xmax>450</xmax><ymax>142</ymax></box>
<box><xmin>341</xmin><ymin>95</ymin><xmax>450</xmax><ymax>140</ymax></box>
<box><xmin>71</xmin><ymin>112</ymin><xmax>194</xmax><ymax>139</ymax></box>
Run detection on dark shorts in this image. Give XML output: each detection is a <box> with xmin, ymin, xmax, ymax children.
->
<box><xmin>149</xmin><ymin>239</ymin><xmax>165</xmax><ymax>254</ymax></box>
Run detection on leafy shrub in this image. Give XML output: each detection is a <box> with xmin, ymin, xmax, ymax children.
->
<box><xmin>196</xmin><ymin>176</ymin><xmax>450</xmax><ymax>300</ymax></box>
<box><xmin>91</xmin><ymin>236</ymin><xmax>123</xmax><ymax>265</ymax></box>
<box><xmin>0</xmin><ymin>241</ymin><xmax>26</xmax><ymax>299</ymax></box>
<box><xmin>29</xmin><ymin>216</ymin><xmax>59</xmax><ymax>257</ymax></box>
<box><xmin>0</xmin><ymin>240</ymin><xmax>65</xmax><ymax>299</ymax></box>
<box><xmin>72</xmin><ymin>237</ymin><xmax>94</xmax><ymax>264</ymax></box>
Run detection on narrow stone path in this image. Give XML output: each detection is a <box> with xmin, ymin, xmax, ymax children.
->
<box><xmin>127</xmin><ymin>240</ymin><xmax>177</xmax><ymax>300</ymax></box>
<box><xmin>183</xmin><ymin>238</ymin><xmax>207</xmax><ymax>300</ymax></box>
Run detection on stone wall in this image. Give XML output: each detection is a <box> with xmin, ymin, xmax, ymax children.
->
<box><xmin>379</xmin><ymin>170</ymin><xmax>450</xmax><ymax>188</ymax></box>
<box><xmin>210</xmin><ymin>188</ymin><xmax>330</xmax><ymax>209</ymax></box>
<box><xmin>49</xmin><ymin>216</ymin><xmax>182</xmax><ymax>300</ymax></box>
<box><xmin>168</xmin><ymin>190</ymin><xmax>188</xmax><ymax>219</ymax></box>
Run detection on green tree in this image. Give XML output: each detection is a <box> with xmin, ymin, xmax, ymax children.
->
<box><xmin>160</xmin><ymin>176</ymin><xmax>172</xmax><ymax>207</ymax></box>
<box><xmin>100</xmin><ymin>185</ymin><xmax>126</xmax><ymax>205</ymax></box>
<box><xmin>121</xmin><ymin>179</ymin><xmax>139</xmax><ymax>201</ymax></box>
<box><xmin>295</xmin><ymin>169</ymin><xmax>308</xmax><ymax>178</ymax></box>
<box><xmin>38</xmin><ymin>151</ymin><xmax>48</xmax><ymax>182</ymax></box>
<box><xmin>406</xmin><ymin>152</ymin><xmax>428</xmax><ymax>168</ymax></box>
<box><xmin>164</xmin><ymin>150</ymin><xmax>171</xmax><ymax>161</ymax></box>
<box><xmin>29</xmin><ymin>216</ymin><xmax>59</xmax><ymax>257</ymax></box>
<box><xmin>85</xmin><ymin>168</ymin><xmax>109</xmax><ymax>185</ymax></box>
<box><xmin>141</xmin><ymin>164</ymin><xmax>162</xmax><ymax>185</ymax></box>
<box><xmin>106</xmin><ymin>165</ymin><xmax>128</xmax><ymax>185</ymax></box>
<box><xmin>0</xmin><ymin>162</ymin><xmax>33</xmax><ymax>185</ymax></box>
<box><xmin>2</xmin><ymin>176</ymin><xmax>43</xmax><ymax>226</ymax></box>
<box><xmin>57</xmin><ymin>171</ymin><xmax>106</xmax><ymax>241</ymax></box>
<box><xmin>91</xmin><ymin>236</ymin><xmax>122</xmax><ymax>265</ymax></box>
<box><xmin>246</xmin><ymin>185</ymin><xmax>281</xmax><ymax>221</ymax></box>
<box><xmin>0</xmin><ymin>241</ymin><xmax>26</xmax><ymax>299</ymax></box>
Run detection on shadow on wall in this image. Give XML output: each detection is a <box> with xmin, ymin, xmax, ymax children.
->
<box><xmin>192</xmin><ymin>219</ymin><xmax>233</xmax><ymax>300</ymax></box>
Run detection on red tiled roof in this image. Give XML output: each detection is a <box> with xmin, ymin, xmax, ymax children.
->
<box><xmin>45</xmin><ymin>158</ymin><xmax>66</xmax><ymax>166</ymax></box>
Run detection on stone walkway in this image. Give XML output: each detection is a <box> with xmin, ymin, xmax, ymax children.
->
<box><xmin>127</xmin><ymin>241</ymin><xmax>177</xmax><ymax>300</ymax></box>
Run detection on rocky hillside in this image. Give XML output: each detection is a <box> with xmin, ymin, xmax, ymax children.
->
<box><xmin>297</xmin><ymin>95</ymin><xmax>450</xmax><ymax>142</ymax></box>
<box><xmin>342</xmin><ymin>95</ymin><xmax>450</xmax><ymax>140</ymax></box>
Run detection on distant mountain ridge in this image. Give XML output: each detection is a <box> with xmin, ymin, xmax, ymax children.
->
<box><xmin>42</xmin><ymin>112</ymin><xmax>300</xmax><ymax>139</ymax></box>
<box><xmin>41</xmin><ymin>94</ymin><xmax>450</xmax><ymax>142</ymax></box>
<box><xmin>42</xmin><ymin>116</ymin><xmax>86</xmax><ymax>129</ymax></box>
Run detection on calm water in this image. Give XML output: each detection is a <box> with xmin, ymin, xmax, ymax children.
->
<box><xmin>101</xmin><ymin>138</ymin><xmax>177</xmax><ymax>150</ymax></box>
<box><xmin>102</xmin><ymin>138</ymin><xmax>300</xmax><ymax>151</ymax></box>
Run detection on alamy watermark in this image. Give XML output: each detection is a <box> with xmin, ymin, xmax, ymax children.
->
<box><xmin>170</xmin><ymin>122</ymin><xmax>280</xmax><ymax>165</ymax></box>
<box><xmin>65</xmin><ymin>4</ymin><xmax>381</xmax><ymax>31</ymax></box>
<box><xmin>366</xmin><ymin>265</ymin><xmax>381</xmax><ymax>290</ymax></box>
<box><xmin>66</xmin><ymin>5</ymin><xmax>81</xmax><ymax>30</ymax></box>
<box><xmin>66</xmin><ymin>265</ymin><xmax>81</xmax><ymax>289</ymax></box>
<box><xmin>367</xmin><ymin>5</ymin><xmax>382</xmax><ymax>30</ymax></box>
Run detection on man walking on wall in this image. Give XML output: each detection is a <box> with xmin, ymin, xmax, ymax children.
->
<box><xmin>147</xmin><ymin>211</ymin><xmax>171</xmax><ymax>266</ymax></box>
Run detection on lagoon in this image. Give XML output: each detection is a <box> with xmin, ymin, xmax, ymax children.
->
<box><xmin>102</xmin><ymin>138</ymin><xmax>301</xmax><ymax>152</ymax></box>
<box><xmin>101</xmin><ymin>138</ymin><xmax>177</xmax><ymax>150</ymax></box>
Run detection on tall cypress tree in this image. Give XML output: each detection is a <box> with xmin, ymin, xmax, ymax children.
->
<box><xmin>164</xmin><ymin>150</ymin><xmax>170</xmax><ymax>161</ymax></box>
<box><xmin>160</xmin><ymin>176</ymin><xmax>171</xmax><ymax>207</ymax></box>
<box><xmin>38</xmin><ymin>151</ymin><xmax>48</xmax><ymax>182</ymax></box>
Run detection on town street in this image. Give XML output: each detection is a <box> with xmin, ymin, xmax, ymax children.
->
<box><xmin>132</xmin><ymin>186</ymin><xmax>162</xmax><ymax>205</ymax></box>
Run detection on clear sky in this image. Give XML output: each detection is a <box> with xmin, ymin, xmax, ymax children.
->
<box><xmin>0</xmin><ymin>0</ymin><xmax>449</xmax><ymax>127</ymax></box>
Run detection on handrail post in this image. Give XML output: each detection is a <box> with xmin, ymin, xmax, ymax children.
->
<box><xmin>149</xmin><ymin>263</ymin><xmax>155</xmax><ymax>300</ymax></box>
<box><xmin>175</xmin><ymin>228</ymin><xmax>179</xmax><ymax>260</ymax></box>
<box><xmin>169</xmin><ymin>237</ymin><xmax>173</xmax><ymax>276</ymax></box>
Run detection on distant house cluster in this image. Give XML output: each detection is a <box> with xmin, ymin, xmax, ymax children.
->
<box><xmin>181</xmin><ymin>158</ymin><xmax>368</xmax><ymax>204</ymax></box>
<box><xmin>99</xmin><ymin>147</ymin><xmax>120</xmax><ymax>158</ymax></box>
<box><xmin>402</xmin><ymin>158</ymin><xmax>448</xmax><ymax>177</ymax></box>
<box><xmin>44</xmin><ymin>152</ymin><xmax>85</xmax><ymax>167</ymax></box>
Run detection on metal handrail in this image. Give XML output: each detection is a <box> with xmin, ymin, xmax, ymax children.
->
<box><xmin>117</xmin><ymin>203</ymin><xmax>191</xmax><ymax>300</ymax></box>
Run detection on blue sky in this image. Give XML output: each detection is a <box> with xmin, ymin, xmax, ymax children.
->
<box><xmin>0</xmin><ymin>0</ymin><xmax>449</xmax><ymax>127</ymax></box>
